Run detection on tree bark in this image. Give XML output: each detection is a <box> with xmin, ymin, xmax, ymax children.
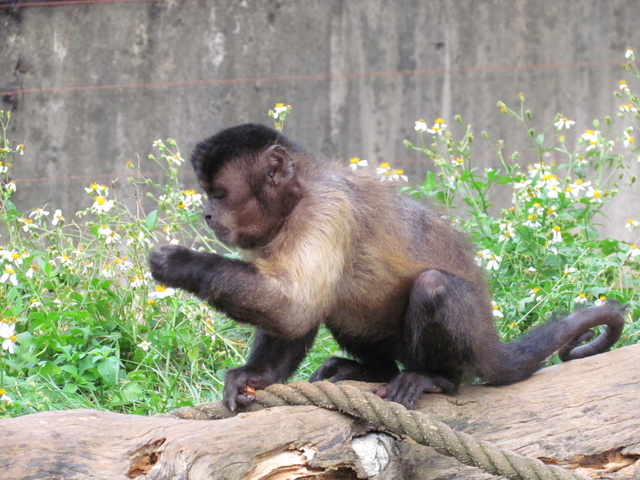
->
<box><xmin>1</xmin><ymin>344</ymin><xmax>639</xmax><ymax>480</ymax></box>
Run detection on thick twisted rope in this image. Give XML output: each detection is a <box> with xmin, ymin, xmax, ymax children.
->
<box><xmin>172</xmin><ymin>381</ymin><xmax>589</xmax><ymax>480</ymax></box>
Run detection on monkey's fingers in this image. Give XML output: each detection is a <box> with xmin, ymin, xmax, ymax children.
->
<box><xmin>235</xmin><ymin>394</ymin><xmax>256</xmax><ymax>406</ymax></box>
<box><xmin>234</xmin><ymin>385</ymin><xmax>257</xmax><ymax>407</ymax></box>
<box><xmin>375</xmin><ymin>385</ymin><xmax>389</xmax><ymax>398</ymax></box>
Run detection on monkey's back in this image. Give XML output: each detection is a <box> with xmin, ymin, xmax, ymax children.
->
<box><xmin>301</xmin><ymin>163</ymin><xmax>490</xmax><ymax>340</ymax></box>
<box><xmin>346</xmin><ymin>167</ymin><xmax>485</xmax><ymax>286</ymax></box>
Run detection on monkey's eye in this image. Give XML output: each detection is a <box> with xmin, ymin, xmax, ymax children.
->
<box><xmin>208</xmin><ymin>188</ymin><xmax>226</xmax><ymax>200</ymax></box>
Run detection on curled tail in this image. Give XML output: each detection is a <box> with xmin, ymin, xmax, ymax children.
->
<box><xmin>556</xmin><ymin>302</ymin><xmax>626</xmax><ymax>361</ymax></box>
<box><xmin>481</xmin><ymin>302</ymin><xmax>626</xmax><ymax>386</ymax></box>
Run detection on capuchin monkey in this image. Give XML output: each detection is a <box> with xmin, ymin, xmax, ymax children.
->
<box><xmin>149</xmin><ymin>123</ymin><xmax>625</xmax><ymax>411</ymax></box>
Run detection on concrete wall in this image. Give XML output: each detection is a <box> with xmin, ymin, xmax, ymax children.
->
<box><xmin>1</xmin><ymin>0</ymin><xmax>639</xmax><ymax>240</ymax></box>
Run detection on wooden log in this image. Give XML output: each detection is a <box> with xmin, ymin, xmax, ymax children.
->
<box><xmin>403</xmin><ymin>342</ymin><xmax>640</xmax><ymax>479</ymax></box>
<box><xmin>1</xmin><ymin>344</ymin><xmax>639</xmax><ymax>480</ymax></box>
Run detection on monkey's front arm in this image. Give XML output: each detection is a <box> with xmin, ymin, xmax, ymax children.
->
<box><xmin>150</xmin><ymin>245</ymin><xmax>295</xmax><ymax>333</ymax></box>
<box><xmin>150</xmin><ymin>244</ymin><xmax>320</xmax><ymax>410</ymax></box>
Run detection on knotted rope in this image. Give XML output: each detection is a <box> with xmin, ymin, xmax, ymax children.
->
<box><xmin>172</xmin><ymin>381</ymin><xmax>589</xmax><ymax>480</ymax></box>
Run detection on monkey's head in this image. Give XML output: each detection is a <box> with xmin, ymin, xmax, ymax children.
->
<box><xmin>191</xmin><ymin>124</ymin><xmax>307</xmax><ymax>250</ymax></box>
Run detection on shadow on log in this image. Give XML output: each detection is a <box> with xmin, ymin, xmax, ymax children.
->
<box><xmin>1</xmin><ymin>344</ymin><xmax>639</xmax><ymax>480</ymax></box>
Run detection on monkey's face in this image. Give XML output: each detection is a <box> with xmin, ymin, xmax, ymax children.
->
<box><xmin>198</xmin><ymin>155</ymin><xmax>302</xmax><ymax>250</ymax></box>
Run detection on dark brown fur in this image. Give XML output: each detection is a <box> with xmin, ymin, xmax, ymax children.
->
<box><xmin>149</xmin><ymin>123</ymin><xmax>625</xmax><ymax>410</ymax></box>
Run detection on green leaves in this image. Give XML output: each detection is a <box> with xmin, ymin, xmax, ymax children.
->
<box><xmin>145</xmin><ymin>209</ymin><xmax>159</xmax><ymax>231</ymax></box>
<box><xmin>409</xmin><ymin>80</ymin><xmax>640</xmax><ymax>342</ymax></box>
<box><xmin>0</xmin><ymin>129</ymin><xmax>249</xmax><ymax>417</ymax></box>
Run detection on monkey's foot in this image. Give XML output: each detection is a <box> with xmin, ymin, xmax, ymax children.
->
<box><xmin>310</xmin><ymin>356</ymin><xmax>399</xmax><ymax>383</ymax></box>
<box><xmin>376</xmin><ymin>372</ymin><xmax>458</xmax><ymax>409</ymax></box>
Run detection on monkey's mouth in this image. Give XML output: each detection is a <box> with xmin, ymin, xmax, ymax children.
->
<box><xmin>212</xmin><ymin>226</ymin><xmax>232</xmax><ymax>246</ymax></box>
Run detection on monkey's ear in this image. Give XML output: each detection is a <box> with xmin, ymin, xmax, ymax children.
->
<box><xmin>261</xmin><ymin>144</ymin><xmax>295</xmax><ymax>186</ymax></box>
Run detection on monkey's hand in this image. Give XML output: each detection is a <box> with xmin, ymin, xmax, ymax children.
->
<box><xmin>223</xmin><ymin>366</ymin><xmax>278</xmax><ymax>411</ymax></box>
<box><xmin>149</xmin><ymin>244</ymin><xmax>222</xmax><ymax>294</ymax></box>
<box><xmin>310</xmin><ymin>357</ymin><xmax>399</xmax><ymax>383</ymax></box>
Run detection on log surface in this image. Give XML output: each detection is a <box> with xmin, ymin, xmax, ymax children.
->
<box><xmin>1</xmin><ymin>344</ymin><xmax>639</xmax><ymax>480</ymax></box>
<box><xmin>403</xmin><ymin>343</ymin><xmax>640</xmax><ymax>479</ymax></box>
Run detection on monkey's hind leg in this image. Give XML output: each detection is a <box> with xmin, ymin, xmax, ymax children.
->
<box><xmin>380</xmin><ymin>270</ymin><xmax>475</xmax><ymax>409</ymax></box>
<box><xmin>309</xmin><ymin>333</ymin><xmax>400</xmax><ymax>384</ymax></box>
